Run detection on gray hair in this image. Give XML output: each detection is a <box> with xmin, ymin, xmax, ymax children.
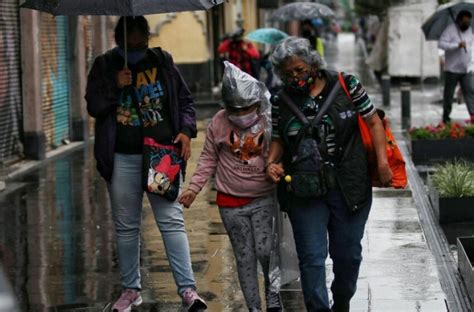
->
<box><xmin>270</xmin><ymin>36</ymin><xmax>325</xmax><ymax>77</ymax></box>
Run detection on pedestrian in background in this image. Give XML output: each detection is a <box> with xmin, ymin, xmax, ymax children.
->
<box><xmin>439</xmin><ymin>10</ymin><xmax>474</xmax><ymax>124</ymax></box>
<box><xmin>179</xmin><ymin>62</ymin><xmax>283</xmax><ymax>312</ymax></box>
<box><xmin>218</xmin><ymin>28</ymin><xmax>261</xmax><ymax>78</ymax></box>
<box><xmin>301</xmin><ymin>19</ymin><xmax>325</xmax><ymax>58</ymax></box>
<box><xmin>85</xmin><ymin>16</ymin><xmax>207</xmax><ymax>312</ymax></box>
<box><xmin>266</xmin><ymin>37</ymin><xmax>392</xmax><ymax>312</ymax></box>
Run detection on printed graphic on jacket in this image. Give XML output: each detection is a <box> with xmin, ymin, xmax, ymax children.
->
<box><xmin>228</xmin><ymin>129</ymin><xmax>265</xmax><ymax>164</ymax></box>
<box><xmin>117</xmin><ymin>67</ymin><xmax>165</xmax><ymax>127</ymax></box>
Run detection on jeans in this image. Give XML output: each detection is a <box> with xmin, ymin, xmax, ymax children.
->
<box><xmin>107</xmin><ymin>153</ymin><xmax>196</xmax><ymax>294</ymax></box>
<box><xmin>443</xmin><ymin>71</ymin><xmax>474</xmax><ymax>122</ymax></box>
<box><xmin>287</xmin><ymin>189</ymin><xmax>371</xmax><ymax>312</ymax></box>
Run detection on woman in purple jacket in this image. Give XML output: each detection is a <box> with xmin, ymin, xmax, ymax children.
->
<box><xmin>85</xmin><ymin>16</ymin><xmax>206</xmax><ymax>312</ymax></box>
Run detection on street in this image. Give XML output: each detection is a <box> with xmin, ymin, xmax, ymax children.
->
<box><xmin>0</xmin><ymin>33</ymin><xmax>466</xmax><ymax>311</ymax></box>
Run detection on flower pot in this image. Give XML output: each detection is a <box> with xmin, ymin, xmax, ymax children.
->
<box><xmin>428</xmin><ymin>177</ymin><xmax>474</xmax><ymax>224</ymax></box>
<box><xmin>410</xmin><ymin>138</ymin><xmax>474</xmax><ymax>164</ymax></box>
<box><xmin>457</xmin><ymin>236</ymin><xmax>474</xmax><ymax>301</ymax></box>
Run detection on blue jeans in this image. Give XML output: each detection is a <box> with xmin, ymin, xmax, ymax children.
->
<box><xmin>287</xmin><ymin>189</ymin><xmax>371</xmax><ymax>312</ymax></box>
<box><xmin>107</xmin><ymin>153</ymin><xmax>196</xmax><ymax>294</ymax></box>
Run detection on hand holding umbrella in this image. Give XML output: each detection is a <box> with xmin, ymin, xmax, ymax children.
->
<box><xmin>422</xmin><ymin>1</ymin><xmax>474</xmax><ymax>53</ymax></box>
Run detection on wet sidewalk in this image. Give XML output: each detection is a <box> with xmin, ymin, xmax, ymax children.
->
<box><xmin>0</xmin><ymin>33</ymin><xmax>457</xmax><ymax>312</ymax></box>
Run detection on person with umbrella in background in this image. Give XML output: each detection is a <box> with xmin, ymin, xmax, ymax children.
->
<box><xmin>219</xmin><ymin>28</ymin><xmax>261</xmax><ymax>78</ymax></box>
<box><xmin>246</xmin><ymin>27</ymin><xmax>288</xmax><ymax>93</ymax></box>
<box><xmin>301</xmin><ymin>19</ymin><xmax>325</xmax><ymax>58</ymax></box>
<box><xmin>439</xmin><ymin>10</ymin><xmax>474</xmax><ymax>123</ymax></box>
<box><xmin>85</xmin><ymin>16</ymin><xmax>207</xmax><ymax>312</ymax></box>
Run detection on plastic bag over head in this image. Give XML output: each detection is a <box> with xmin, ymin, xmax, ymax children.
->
<box><xmin>222</xmin><ymin>61</ymin><xmax>266</xmax><ymax>109</ymax></box>
<box><xmin>221</xmin><ymin>61</ymin><xmax>273</xmax><ymax>145</ymax></box>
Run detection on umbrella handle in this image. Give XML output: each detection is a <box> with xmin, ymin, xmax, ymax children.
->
<box><xmin>124</xmin><ymin>16</ymin><xmax>128</xmax><ymax>69</ymax></box>
<box><xmin>448</xmin><ymin>8</ymin><xmax>468</xmax><ymax>53</ymax></box>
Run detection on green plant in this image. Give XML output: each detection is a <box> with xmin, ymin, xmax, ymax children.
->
<box><xmin>431</xmin><ymin>160</ymin><xmax>474</xmax><ymax>198</ymax></box>
<box><xmin>466</xmin><ymin>124</ymin><xmax>474</xmax><ymax>137</ymax></box>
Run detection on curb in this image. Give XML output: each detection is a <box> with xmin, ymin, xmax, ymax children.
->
<box><xmin>400</xmin><ymin>140</ymin><xmax>471</xmax><ymax>311</ymax></box>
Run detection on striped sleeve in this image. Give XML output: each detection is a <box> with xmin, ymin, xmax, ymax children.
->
<box><xmin>346</xmin><ymin>75</ymin><xmax>376</xmax><ymax>119</ymax></box>
<box><xmin>270</xmin><ymin>95</ymin><xmax>281</xmax><ymax>138</ymax></box>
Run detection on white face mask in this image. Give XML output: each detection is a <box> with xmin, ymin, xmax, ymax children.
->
<box><xmin>228</xmin><ymin>111</ymin><xmax>260</xmax><ymax>129</ymax></box>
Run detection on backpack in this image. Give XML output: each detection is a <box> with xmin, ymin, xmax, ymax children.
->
<box><xmin>278</xmin><ymin>81</ymin><xmax>342</xmax><ymax>198</ymax></box>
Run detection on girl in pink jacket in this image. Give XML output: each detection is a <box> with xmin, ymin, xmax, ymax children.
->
<box><xmin>179</xmin><ymin>62</ymin><xmax>282</xmax><ymax>312</ymax></box>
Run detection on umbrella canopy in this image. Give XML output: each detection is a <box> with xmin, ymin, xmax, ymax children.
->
<box><xmin>422</xmin><ymin>1</ymin><xmax>474</xmax><ymax>40</ymax></box>
<box><xmin>268</xmin><ymin>2</ymin><xmax>335</xmax><ymax>23</ymax></box>
<box><xmin>20</xmin><ymin>0</ymin><xmax>223</xmax><ymax>16</ymax></box>
<box><xmin>245</xmin><ymin>28</ymin><xmax>288</xmax><ymax>45</ymax></box>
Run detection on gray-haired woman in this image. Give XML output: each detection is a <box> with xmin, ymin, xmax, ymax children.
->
<box><xmin>265</xmin><ymin>37</ymin><xmax>392</xmax><ymax>312</ymax></box>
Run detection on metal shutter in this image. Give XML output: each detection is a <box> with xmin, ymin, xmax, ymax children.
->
<box><xmin>84</xmin><ymin>16</ymin><xmax>95</xmax><ymax>137</ymax></box>
<box><xmin>0</xmin><ymin>0</ymin><xmax>23</xmax><ymax>163</ymax></box>
<box><xmin>41</xmin><ymin>14</ymin><xmax>71</xmax><ymax>150</ymax></box>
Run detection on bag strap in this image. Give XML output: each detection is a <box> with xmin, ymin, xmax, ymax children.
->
<box><xmin>279</xmin><ymin>80</ymin><xmax>342</xmax><ymax>129</ymax></box>
<box><xmin>338</xmin><ymin>72</ymin><xmax>386</xmax><ymax>121</ymax></box>
<box><xmin>279</xmin><ymin>81</ymin><xmax>341</xmax><ymax>158</ymax></box>
<box><xmin>337</xmin><ymin>72</ymin><xmax>351</xmax><ymax>101</ymax></box>
<box><xmin>278</xmin><ymin>92</ymin><xmax>310</xmax><ymax>126</ymax></box>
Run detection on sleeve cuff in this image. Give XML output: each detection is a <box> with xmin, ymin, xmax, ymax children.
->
<box><xmin>180</xmin><ymin>127</ymin><xmax>193</xmax><ymax>138</ymax></box>
<box><xmin>188</xmin><ymin>184</ymin><xmax>201</xmax><ymax>194</ymax></box>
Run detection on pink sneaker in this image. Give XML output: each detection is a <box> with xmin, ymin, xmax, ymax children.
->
<box><xmin>181</xmin><ymin>288</ymin><xmax>207</xmax><ymax>311</ymax></box>
<box><xmin>112</xmin><ymin>289</ymin><xmax>143</xmax><ymax>312</ymax></box>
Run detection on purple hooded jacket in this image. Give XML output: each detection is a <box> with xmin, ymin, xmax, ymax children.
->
<box><xmin>85</xmin><ymin>47</ymin><xmax>197</xmax><ymax>181</ymax></box>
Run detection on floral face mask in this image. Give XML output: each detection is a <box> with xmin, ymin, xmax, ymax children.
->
<box><xmin>285</xmin><ymin>70</ymin><xmax>318</xmax><ymax>94</ymax></box>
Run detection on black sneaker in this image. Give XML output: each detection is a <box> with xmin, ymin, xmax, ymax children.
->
<box><xmin>266</xmin><ymin>289</ymin><xmax>283</xmax><ymax>312</ymax></box>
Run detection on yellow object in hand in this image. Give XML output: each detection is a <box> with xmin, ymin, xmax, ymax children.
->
<box><xmin>284</xmin><ymin>175</ymin><xmax>292</xmax><ymax>183</ymax></box>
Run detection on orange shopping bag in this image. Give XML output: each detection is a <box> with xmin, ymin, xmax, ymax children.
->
<box><xmin>338</xmin><ymin>73</ymin><xmax>407</xmax><ymax>188</ymax></box>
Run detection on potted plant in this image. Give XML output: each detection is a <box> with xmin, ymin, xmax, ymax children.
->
<box><xmin>409</xmin><ymin>123</ymin><xmax>474</xmax><ymax>164</ymax></box>
<box><xmin>457</xmin><ymin>236</ymin><xmax>474</xmax><ymax>301</ymax></box>
<box><xmin>428</xmin><ymin>160</ymin><xmax>474</xmax><ymax>224</ymax></box>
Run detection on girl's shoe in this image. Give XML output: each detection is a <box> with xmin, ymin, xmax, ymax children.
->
<box><xmin>266</xmin><ymin>290</ymin><xmax>283</xmax><ymax>312</ymax></box>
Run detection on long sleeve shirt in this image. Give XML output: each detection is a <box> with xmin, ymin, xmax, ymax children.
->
<box><xmin>439</xmin><ymin>23</ymin><xmax>474</xmax><ymax>74</ymax></box>
<box><xmin>188</xmin><ymin>110</ymin><xmax>275</xmax><ymax>198</ymax></box>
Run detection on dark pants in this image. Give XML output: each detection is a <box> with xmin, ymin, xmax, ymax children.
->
<box><xmin>443</xmin><ymin>71</ymin><xmax>474</xmax><ymax>122</ymax></box>
<box><xmin>287</xmin><ymin>189</ymin><xmax>371</xmax><ymax>312</ymax></box>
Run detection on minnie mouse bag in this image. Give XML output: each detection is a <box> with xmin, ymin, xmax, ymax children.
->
<box><xmin>142</xmin><ymin>137</ymin><xmax>184</xmax><ymax>201</ymax></box>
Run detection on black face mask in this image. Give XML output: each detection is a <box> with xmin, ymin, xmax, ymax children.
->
<box><xmin>460</xmin><ymin>24</ymin><xmax>470</xmax><ymax>31</ymax></box>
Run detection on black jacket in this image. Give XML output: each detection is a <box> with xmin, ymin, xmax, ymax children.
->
<box><xmin>85</xmin><ymin>47</ymin><xmax>197</xmax><ymax>181</ymax></box>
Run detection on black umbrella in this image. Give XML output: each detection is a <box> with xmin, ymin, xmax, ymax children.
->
<box><xmin>422</xmin><ymin>1</ymin><xmax>474</xmax><ymax>40</ymax></box>
<box><xmin>21</xmin><ymin>0</ymin><xmax>224</xmax><ymax>67</ymax></box>
<box><xmin>20</xmin><ymin>0</ymin><xmax>224</xmax><ymax>16</ymax></box>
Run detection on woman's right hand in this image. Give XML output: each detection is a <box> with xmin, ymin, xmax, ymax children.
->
<box><xmin>116</xmin><ymin>69</ymin><xmax>132</xmax><ymax>89</ymax></box>
<box><xmin>178</xmin><ymin>189</ymin><xmax>197</xmax><ymax>208</ymax></box>
<box><xmin>266</xmin><ymin>163</ymin><xmax>285</xmax><ymax>183</ymax></box>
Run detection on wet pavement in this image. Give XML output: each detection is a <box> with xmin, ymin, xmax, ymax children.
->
<box><xmin>0</xmin><ymin>33</ymin><xmax>458</xmax><ymax>311</ymax></box>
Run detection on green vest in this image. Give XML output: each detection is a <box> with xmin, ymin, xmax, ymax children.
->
<box><xmin>275</xmin><ymin>70</ymin><xmax>372</xmax><ymax>212</ymax></box>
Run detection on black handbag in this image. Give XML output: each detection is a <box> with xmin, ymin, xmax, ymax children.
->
<box><xmin>278</xmin><ymin>81</ymin><xmax>341</xmax><ymax>198</ymax></box>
